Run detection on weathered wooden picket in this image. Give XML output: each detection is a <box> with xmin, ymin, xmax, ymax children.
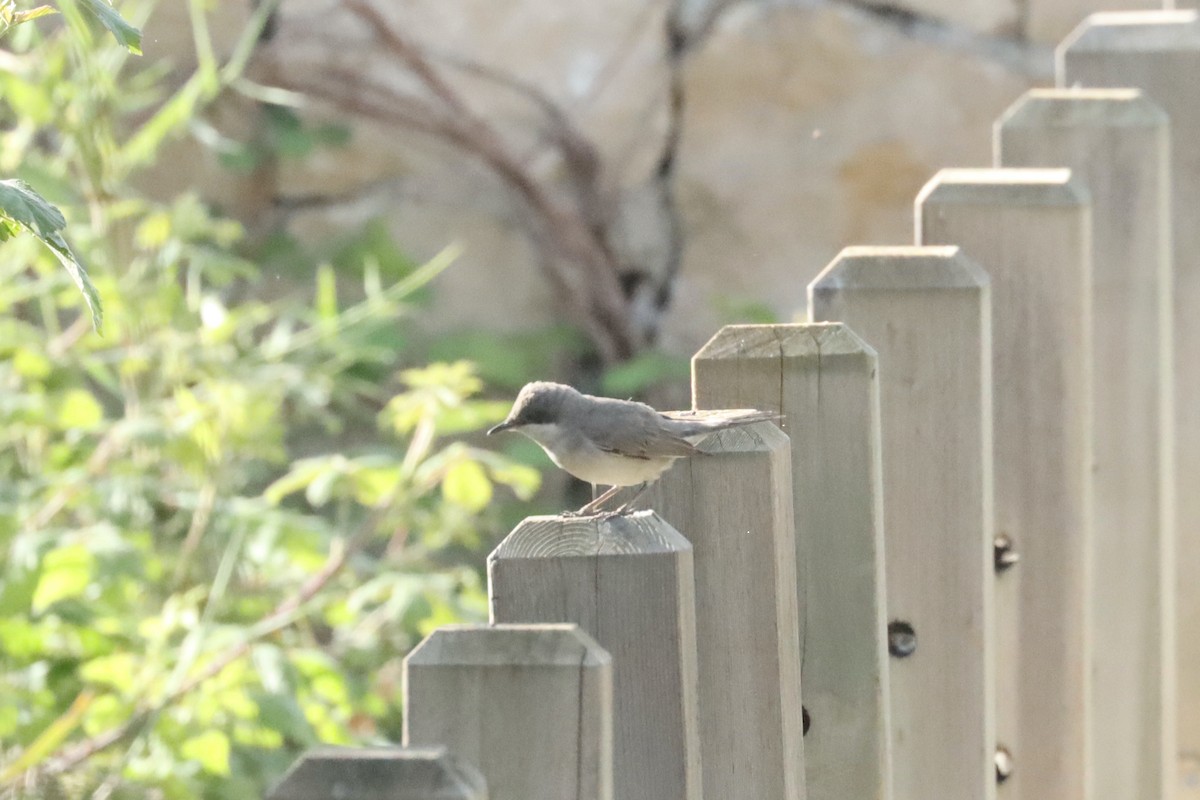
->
<box><xmin>267</xmin><ymin>8</ymin><xmax>1199</xmax><ymax>800</ymax></box>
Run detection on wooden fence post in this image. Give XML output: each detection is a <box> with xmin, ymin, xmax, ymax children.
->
<box><xmin>1058</xmin><ymin>15</ymin><xmax>1200</xmax><ymax>790</ymax></box>
<box><xmin>809</xmin><ymin>248</ymin><xmax>994</xmax><ymax>800</ymax></box>
<box><xmin>997</xmin><ymin>88</ymin><xmax>1174</xmax><ymax>800</ymax></box>
<box><xmin>487</xmin><ymin>512</ymin><xmax>701</xmax><ymax>800</ymax></box>
<box><xmin>917</xmin><ymin>168</ymin><xmax>1092</xmax><ymax>800</ymax></box>
<box><xmin>267</xmin><ymin>747</ymin><xmax>487</xmax><ymax>800</ymax></box>
<box><xmin>689</xmin><ymin>323</ymin><xmax>891</xmax><ymax>800</ymax></box>
<box><xmin>403</xmin><ymin>624</ymin><xmax>612</xmax><ymax>800</ymax></box>
<box><xmin>641</xmin><ymin>420</ymin><xmax>807</xmax><ymax>800</ymax></box>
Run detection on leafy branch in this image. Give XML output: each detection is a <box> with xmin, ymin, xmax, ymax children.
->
<box><xmin>21</xmin><ymin>523</ymin><xmax>364</xmax><ymax>783</ymax></box>
<box><xmin>0</xmin><ymin>0</ymin><xmax>56</xmax><ymax>33</ymax></box>
<box><xmin>0</xmin><ymin>0</ymin><xmax>142</xmax><ymax>331</ymax></box>
<box><xmin>0</xmin><ymin>179</ymin><xmax>103</xmax><ymax>331</ymax></box>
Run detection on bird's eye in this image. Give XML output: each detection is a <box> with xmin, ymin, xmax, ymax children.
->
<box><xmin>522</xmin><ymin>406</ymin><xmax>549</xmax><ymax>425</ymax></box>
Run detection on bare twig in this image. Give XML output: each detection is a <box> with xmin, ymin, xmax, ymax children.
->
<box><xmin>257</xmin><ymin>1</ymin><xmax>640</xmax><ymax>363</ymax></box>
<box><xmin>171</xmin><ymin>481</ymin><xmax>219</xmax><ymax>587</ymax></box>
<box><xmin>431</xmin><ymin>52</ymin><xmax>607</xmax><ymax>223</ymax></box>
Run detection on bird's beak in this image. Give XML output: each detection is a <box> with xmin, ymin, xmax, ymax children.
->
<box><xmin>487</xmin><ymin>420</ymin><xmax>516</xmax><ymax>436</ymax></box>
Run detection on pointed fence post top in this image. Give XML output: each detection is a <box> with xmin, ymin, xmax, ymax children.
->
<box><xmin>998</xmin><ymin>88</ymin><xmax>1167</xmax><ymax>129</ymax></box>
<box><xmin>810</xmin><ymin>245</ymin><xmax>989</xmax><ymax>294</ymax></box>
<box><xmin>693</xmin><ymin>321</ymin><xmax>876</xmax><ymax>364</ymax></box>
<box><xmin>916</xmin><ymin>168</ymin><xmax>1088</xmax><ymax>208</ymax></box>
<box><xmin>1060</xmin><ymin>10</ymin><xmax>1200</xmax><ymax>53</ymax></box>
<box><xmin>267</xmin><ymin>746</ymin><xmax>487</xmax><ymax>800</ymax></box>
<box><xmin>405</xmin><ymin>624</ymin><xmax>611</xmax><ymax>669</ymax></box>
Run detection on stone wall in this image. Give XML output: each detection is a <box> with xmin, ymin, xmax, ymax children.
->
<box><xmin>142</xmin><ymin>0</ymin><xmax>1167</xmax><ymax>357</ymax></box>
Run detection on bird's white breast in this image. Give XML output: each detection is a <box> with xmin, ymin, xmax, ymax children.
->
<box><xmin>518</xmin><ymin>424</ymin><xmax>677</xmax><ymax>486</ymax></box>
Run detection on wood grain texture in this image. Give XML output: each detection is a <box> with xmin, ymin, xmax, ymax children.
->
<box><xmin>997</xmin><ymin>89</ymin><xmax>1174</xmax><ymax>800</ymax></box>
<box><xmin>1059</xmin><ymin>19</ymin><xmax>1200</xmax><ymax>792</ymax></box>
<box><xmin>403</xmin><ymin>624</ymin><xmax>612</xmax><ymax>800</ymax></box>
<box><xmin>268</xmin><ymin>746</ymin><xmax>487</xmax><ymax>800</ymax></box>
<box><xmin>918</xmin><ymin>169</ymin><xmax>1093</xmax><ymax>800</ymax></box>
<box><xmin>641</xmin><ymin>421</ymin><xmax>807</xmax><ymax>800</ymax></box>
<box><xmin>691</xmin><ymin>324</ymin><xmax>891</xmax><ymax>800</ymax></box>
<box><xmin>810</xmin><ymin>248</ymin><xmax>994</xmax><ymax>800</ymax></box>
<box><xmin>487</xmin><ymin>512</ymin><xmax>701</xmax><ymax>800</ymax></box>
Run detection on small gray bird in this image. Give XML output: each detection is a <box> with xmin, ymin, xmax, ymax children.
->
<box><xmin>487</xmin><ymin>381</ymin><xmax>778</xmax><ymax>515</ymax></box>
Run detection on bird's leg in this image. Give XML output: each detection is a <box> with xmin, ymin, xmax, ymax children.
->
<box><xmin>576</xmin><ymin>484</ymin><xmax>622</xmax><ymax>516</ymax></box>
<box><xmin>612</xmin><ymin>482</ymin><xmax>650</xmax><ymax>515</ymax></box>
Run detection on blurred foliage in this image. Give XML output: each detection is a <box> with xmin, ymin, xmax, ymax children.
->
<box><xmin>599</xmin><ymin>350</ymin><xmax>689</xmax><ymax>399</ymax></box>
<box><xmin>0</xmin><ymin>2</ymin><xmax>540</xmax><ymax>799</ymax></box>
<box><xmin>217</xmin><ymin>105</ymin><xmax>351</xmax><ymax>175</ymax></box>
<box><xmin>424</xmin><ymin>325</ymin><xmax>589</xmax><ymax>392</ymax></box>
<box><xmin>714</xmin><ymin>295</ymin><xmax>780</xmax><ymax>326</ymax></box>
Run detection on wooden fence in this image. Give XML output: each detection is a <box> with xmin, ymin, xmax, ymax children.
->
<box><xmin>267</xmin><ymin>8</ymin><xmax>1200</xmax><ymax>800</ymax></box>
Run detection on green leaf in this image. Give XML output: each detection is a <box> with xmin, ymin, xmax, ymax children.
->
<box><xmin>32</xmin><ymin>543</ymin><xmax>95</xmax><ymax>613</ymax></box>
<box><xmin>42</xmin><ymin>229</ymin><xmax>104</xmax><ymax>332</ymax></box>
<box><xmin>0</xmin><ymin>178</ymin><xmax>66</xmax><ymax>237</ymax></box>
<box><xmin>81</xmin><ymin>693</ymin><xmax>129</xmax><ymax>736</ymax></box>
<box><xmin>4</xmin><ymin>3</ymin><xmax>56</xmax><ymax>28</ymax></box>
<box><xmin>305</xmin><ymin>462</ymin><xmax>344</xmax><ymax>507</ymax></box>
<box><xmin>485</xmin><ymin>459</ymin><xmax>541</xmax><ymax>500</ymax></box>
<box><xmin>80</xmin><ymin>652</ymin><xmax>137</xmax><ymax>691</ymax></box>
<box><xmin>315</xmin><ymin>263</ymin><xmax>338</xmax><ymax>323</ymax></box>
<box><xmin>77</xmin><ymin>0</ymin><xmax>142</xmax><ymax>54</ymax></box>
<box><xmin>0</xmin><ymin>179</ymin><xmax>103</xmax><ymax>331</ymax></box>
<box><xmin>13</xmin><ymin>347</ymin><xmax>52</xmax><ymax>380</ymax></box>
<box><xmin>351</xmin><ymin>463</ymin><xmax>403</xmax><ymax>506</ymax></box>
<box><xmin>57</xmin><ymin>388</ymin><xmax>104</xmax><ymax>428</ymax></box>
<box><xmin>442</xmin><ymin>459</ymin><xmax>492</xmax><ymax>512</ymax></box>
<box><xmin>253</xmin><ymin>692</ymin><xmax>315</xmax><ymax>744</ymax></box>
<box><xmin>262</xmin><ymin>459</ymin><xmax>326</xmax><ymax>505</ymax></box>
<box><xmin>0</xmin><ymin>618</ymin><xmax>45</xmax><ymax>659</ymax></box>
<box><xmin>0</xmin><ymin>567</ymin><xmax>39</xmax><ymax>616</ymax></box>
<box><xmin>180</xmin><ymin>729</ymin><xmax>231</xmax><ymax>776</ymax></box>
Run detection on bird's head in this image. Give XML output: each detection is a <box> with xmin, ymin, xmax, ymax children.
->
<box><xmin>487</xmin><ymin>382</ymin><xmax>576</xmax><ymax>436</ymax></box>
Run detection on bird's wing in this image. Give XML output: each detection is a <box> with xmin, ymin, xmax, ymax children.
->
<box><xmin>581</xmin><ymin>404</ymin><xmax>700</xmax><ymax>459</ymax></box>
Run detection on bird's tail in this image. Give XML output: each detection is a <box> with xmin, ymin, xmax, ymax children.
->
<box><xmin>659</xmin><ymin>408</ymin><xmax>782</xmax><ymax>437</ymax></box>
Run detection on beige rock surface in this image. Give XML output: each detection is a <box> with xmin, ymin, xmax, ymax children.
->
<box><xmin>260</xmin><ymin>0</ymin><xmax>676</xmax><ymax>335</ymax></box>
<box><xmin>270</xmin><ymin>2</ymin><xmax>1033</xmax><ymax>350</ymax></box>
<box><xmin>141</xmin><ymin>0</ymin><xmax>251</xmax><ymax>70</ymax></box>
<box><xmin>137</xmin><ymin>0</ymin><xmax>1169</xmax><ymax>357</ymax></box>
<box><xmin>662</xmin><ymin>3</ymin><xmax>1029</xmax><ymax>352</ymax></box>
<box><xmin>1029</xmin><ymin>0</ymin><xmax>1165</xmax><ymax>44</ymax></box>
<box><xmin>858</xmin><ymin>0</ymin><xmax>1018</xmax><ymax>34</ymax></box>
